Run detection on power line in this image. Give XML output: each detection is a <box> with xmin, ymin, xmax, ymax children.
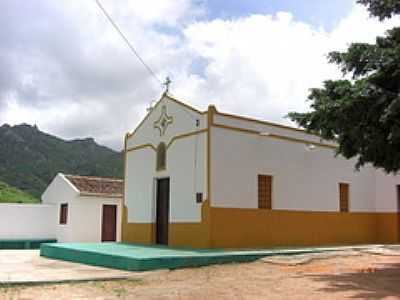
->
<box><xmin>94</xmin><ymin>0</ymin><xmax>163</xmax><ymax>86</ymax></box>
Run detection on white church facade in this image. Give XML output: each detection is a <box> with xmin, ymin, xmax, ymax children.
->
<box><xmin>122</xmin><ymin>93</ymin><xmax>400</xmax><ymax>248</ymax></box>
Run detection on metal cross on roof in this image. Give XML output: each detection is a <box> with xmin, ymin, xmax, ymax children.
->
<box><xmin>163</xmin><ymin>76</ymin><xmax>171</xmax><ymax>93</ymax></box>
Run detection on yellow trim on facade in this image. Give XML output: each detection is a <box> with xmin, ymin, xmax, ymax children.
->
<box><xmin>164</xmin><ymin>93</ymin><xmax>207</xmax><ymax>115</ymax></box>
<box><xmin>215</xmin><ymin>110</ymin><xmax>312</xmax><ymax>135</ymax></box>
<box><xmin>166</xmin><ymin>129</ymin><xmax>207</xmax><ymax>149</ymax></box>
<box><xmin>268</xmin><ymin>133</ymin><xmax>337</xmax><ymax>149</ymax></box>
<box><xmin>80</xmin><ymin>192</ymin><xmax>122</xmax><ymax>198</ymax></box>
<box><xmin>207</xmin><ymin>105</ymin><xmax>216</xmax><ymax>205</ymax></box>
<box><xmin>126</xmin><ymin>143</ymin><xmax>157</xmax><ymax>153</ymax></box>
<box><xmin>126</xmin><ymin>129</ymin><xmax>208</xmax><ymax>153</ymax></box>
<box><xmin>123</xmin><ymin>133</ymin><xmax>128</xmax><ymax>206</ymax></box>
<box><xmin>212</xmin><ymin>123</ymin><xmax>337</xmax><ymax>149</ymax></box>
<box><xmin>212</xmin><ymin>123</ymin><xmax>260</xmax><ymax>135</ymax></box>
<box><xmin>126</xmin><ymin>95</ymin><xmax>165</xmax><ymax>138</ymax></box>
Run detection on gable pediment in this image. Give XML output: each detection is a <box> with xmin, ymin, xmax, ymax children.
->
<box><xmin>126</xmin><ymin>94</ymin><xmax>206</xmax><ymax>150</ymax></box>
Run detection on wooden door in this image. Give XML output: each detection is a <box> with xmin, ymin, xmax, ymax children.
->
<box><xmin>102</xmin><ymin>205</ymin><xmax>117</xmax><ymax>242</ymax></box>
<box><xmin>258</xmin><ymin>175</ymin><xmax>272</xmax><ymax>209</ymax></box>
<box><xmin>339</xmin><ymin>183</ymin><xmax>349</xmax><ymax>212</ymax></box>
<box><xmin>397</xmin><ymin>185</ymin><xmax>400</xmax><ymax>212</ymax></box>
<box><xmin>397</xmin><ymin>185</ymin><xmax>400</xmax><ymax>242</ymax></box>
<box><xmin>156</xmin><ymin>178</ymin><xmax>170</xmax><ymax>245</ymax></box>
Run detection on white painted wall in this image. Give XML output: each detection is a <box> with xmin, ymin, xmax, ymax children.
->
<box><xmin>211</xmin><ymin>125</ymin><xmax>390</xmax><ymax>212</ymax></box>
<box><xmin>126</xmin><ymin>132</ymin><xmax>207</xmax><ymax>223</ymax></box>
<box><xmin>168</xmin><ymin>133</ymin><xmax>206</xmax><ymax>222</ymax></box>
<box><xmin>42</xmin><ymin>173</ymin><xmax>122</xmax><ymax>243</ymax></box>
<box><xmin>375</xmin><ymin>170</ymin><xmax>400</xmax><ymax>212</ymax></box>
<box><xmin>126</xmin><ymin>148</ymin><xmax>156</xmax><ymax>223</ymax></box>
<box><xmin>0</xmin><ymin>204</ymin><xmax>56</xmax><ymax>239</ymax></box>
<box><xmin>125</xmin><ymin>96</ymin><xmax>207</xmax><ymax>224</ymax></box>
<box><xmin>42</xmin><ymin>173</ymin><xmax>80</xmax><ymax>242</ymax></box>
<box><xmin>67</xmin><ymin>196</ymin><xmax>122</xmax><ymax>243</ymax></box>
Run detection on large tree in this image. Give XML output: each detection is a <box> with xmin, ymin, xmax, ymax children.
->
<box><xmin>288</xmin><ymin>0</ymin><xmax>400</xmax><ymax>173</ymax></box>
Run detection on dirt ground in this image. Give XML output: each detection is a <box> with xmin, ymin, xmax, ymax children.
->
<box><xmin>0</xmin><ymin>250</ymin><xmax>134</xmax><ymax>283</ymax></box>
<box><xmin>1</xmin><ymin>249</ymin><xmax>400</xmax><ymax>300</ymax></box>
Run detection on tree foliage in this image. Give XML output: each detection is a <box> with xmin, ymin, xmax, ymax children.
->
<box><xmin>358</xmin><ymin>0</ymin><xmax>400</xmax><ymax>20</ymax></box>
<box><xmin>288</xmin><ymin>0</ymin><xmax>400</xmax><ymax>173</ymax></box>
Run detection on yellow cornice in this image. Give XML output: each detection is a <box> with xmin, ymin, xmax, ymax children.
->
<box><xmin>126</xmin><ymin>143</ymin><xmax>157</xmax><ymax>153</ymax></box>
<box><xmin>214</xmin><ymin>110</ymin><xmax>319</xmax><ymax>136</ymax></box>
<box><xmin>212</xmin><ymin>123</ymin><xmax>337</xmax><ymax>149</ymax></box>
<box><xmin>166</xmin><ymin>129</ymin><xmax>207</xmax><ymax>149</ymax></box>
<box><xmin>207</xmin><ymin>104</ymin><xmax>215</xmax><ymax>207</ymax></box>
<box><xmin>125</xmin><ymin>128</ymin><xmax>207</xmax><ymax>153</ymax></box>
<box><xmin>164</xmin><ymin>93</ymin><xmax>207</xmax><ymax>115</ymax></box>
<box><xmin>123</xmin><ymin>133</ymin><xmax>128</xmax><ymax>206</ymax></box>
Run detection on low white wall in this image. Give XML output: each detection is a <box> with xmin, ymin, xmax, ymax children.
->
<box><xmin>0</xmin><ymin>204</ymin><xmax>57</xmax><ymax>239</ymax></box>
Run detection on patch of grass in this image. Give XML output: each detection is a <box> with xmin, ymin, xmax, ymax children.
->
<box><xmin>0</xmin><ymin>180</ymin><xmax>39</xmax><ymax>203</ymax></box>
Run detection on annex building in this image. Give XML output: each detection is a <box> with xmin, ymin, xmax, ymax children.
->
<box><xmin>122</xmin><ymin>93</ymin><xmax>400</xmax><ymax>248</ymax></box>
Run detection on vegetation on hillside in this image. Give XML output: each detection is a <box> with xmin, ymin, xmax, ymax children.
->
<box><xmin>0</xmin><ymin>124</ymin><xmax>123</xmax><ymax>198</ymax></box>
<box><xmin>0</xmin><ymin>180</ymin><xmax>39</xmax><ymax>203</ymax></box>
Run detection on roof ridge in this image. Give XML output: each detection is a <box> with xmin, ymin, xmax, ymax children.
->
<box><xmin>64</xmin><ymin>174</ymin><xmax>123</xmax><ymax>182</ymax></box>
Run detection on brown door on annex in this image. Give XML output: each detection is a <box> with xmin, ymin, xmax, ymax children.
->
<box><xmin>156</xmin><ymin>178</ymin><xmax>170</xmax><ymax>245</ymax></box>
<box><xmin>102</xmin><ymin>205</ymin><xmax>117</xmax><ymax>242</ymax></box>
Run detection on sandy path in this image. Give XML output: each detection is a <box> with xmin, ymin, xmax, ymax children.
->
<box><xmin>1</xmin><ymin>251</ymin><xmax>400</xmax><ymax>299</ymax></box>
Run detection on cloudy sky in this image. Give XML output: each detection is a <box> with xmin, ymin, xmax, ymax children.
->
<box><xmin>0</xmin><ymin>0</ymin><xmax>398</xmax><ymax>150</ymax></box>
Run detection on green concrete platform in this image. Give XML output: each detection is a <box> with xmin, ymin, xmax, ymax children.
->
<box><xmin>39</xmin><ymin>242</ymin><xmax>357</xmax><ymax>272</ymax></box>
<box><xmin>0</xmin><ymin>239</ymin><xmax>56</xmax><ymax>249</ymax></box>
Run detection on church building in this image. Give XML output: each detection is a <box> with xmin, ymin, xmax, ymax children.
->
<box><xmin>122</xmin><ymin>93</ymin><xmax>400</xmax><ymax>248</ymax></box>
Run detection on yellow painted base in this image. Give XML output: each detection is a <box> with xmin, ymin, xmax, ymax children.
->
<box><xmin>121</xmin><ymin>201</ymin><xmax>211</xmax><ymax>248</ymax></box>
<box><xmin>121</xmin><ymin>206</ymin><xmax>154</xmax><ymax>244</ymax></box>
<box><xmin>122</xmin><ymin>203</ymin><xmax>399</xmax><ymax>249</ymax></box>
<box><xmin>376</xmin><ymin>213</ymin><xmax>400</xmax><ymax>244</ymax></box>
<box><xmin>209</xmin><ymin>208</ymin><xmax>399</xmax><ymax>248</ymax></box>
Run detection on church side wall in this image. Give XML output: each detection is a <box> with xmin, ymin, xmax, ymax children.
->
<box><xmin>209</xmin><ymin>124</ymin><xmax>399</xmax><ymax>247</ymax></box>
<box><xmin>210</xmin><ymin>126</ymin><xmax>377</xmax><ymax>211</ymax></box>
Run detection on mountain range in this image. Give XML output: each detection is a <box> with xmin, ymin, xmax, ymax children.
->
<box><xmin>0</xmin><ymin>124</ymin><xmax>123</xmax><ymax>199</ymax></box>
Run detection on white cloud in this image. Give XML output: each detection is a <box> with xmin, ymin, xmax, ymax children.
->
<box><xmin>176</xmin><ymin>3</ymin><xmax>399</xmax><ymax>124</ymax></box>
<box><xmin>0</xmin><ymin>1</ymin><xmax>398</xmax><ymax>150</ymax></box>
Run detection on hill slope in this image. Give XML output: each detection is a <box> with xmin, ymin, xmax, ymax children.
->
<box><xmin>0</xmin><ymin>124</ymin><xmax>123</xmax><ymax>198</ymax></box>
<box><xmin>0</xmin><ymin>180</ymin><xmax>39</xmax><ymax>203</ymax></box>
